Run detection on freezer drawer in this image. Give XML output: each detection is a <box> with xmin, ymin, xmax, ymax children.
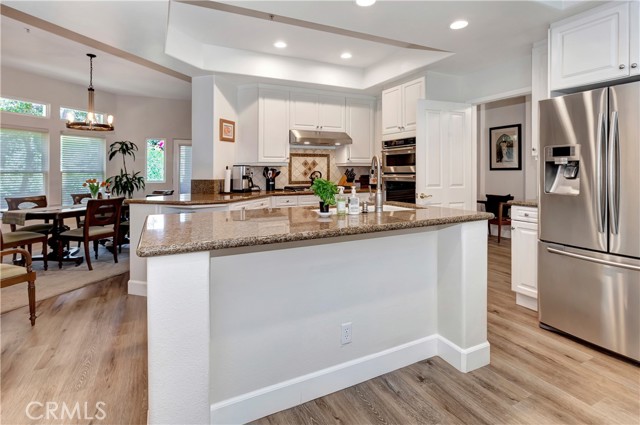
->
<box><xmin>538</xmin><ymin>242</ymin><xmax>640</xmax><ymax>361</ymax></box>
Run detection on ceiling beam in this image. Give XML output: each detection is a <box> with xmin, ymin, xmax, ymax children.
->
<box><xmin>1</xmin><ymin>4</ymin><xmax>192</xmax><ymax>83</ymax></box>
<box><xmin>176</xmin><ymin>0</ymin><xmax>449</xmax><ymax>53</ymax></box>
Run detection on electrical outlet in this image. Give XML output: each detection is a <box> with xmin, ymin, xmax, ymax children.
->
<box><xmin>341</xmin><ymin>322</ymin><xmax>352</xmax><ymax>345</ymax></box>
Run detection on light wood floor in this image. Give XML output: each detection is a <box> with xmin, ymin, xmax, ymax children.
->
<box><xmin>1</xmin><ymin>237</ymin><xmax>638</xmax><ymax>424</ymax></box>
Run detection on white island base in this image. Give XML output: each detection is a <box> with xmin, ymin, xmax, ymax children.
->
<box><xmin>146</xmin><ymin>220</ymin><xmax>489</xmax><ymax>424</ymax></box>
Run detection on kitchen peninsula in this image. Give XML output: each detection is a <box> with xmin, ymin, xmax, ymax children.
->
<box><xmin>138</xmin><ymin>204</ymin><xmax>493</xmax><ymax>424</ymax></box>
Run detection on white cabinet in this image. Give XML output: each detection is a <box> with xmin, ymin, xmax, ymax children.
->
<box><xmin>511</xmin><ymin>206</ymin><xmax>538</xmax><ymax>311</ymax></box>
<box><xmin>550</xmin><ymin>2</ymin><xmax>638</xmax><ymax>91</ymax></box>
<box><xmin>237</xmin><ymin>86</ymin><xmax>289</xmax><ymax>165</ymax></box>
<box><xmin>336</xmin><ymin>97</ymin><xmax>376</xmax><ymax>165</ymax></box>
<box><xmin>297</xmin><ymin>195</ymin><xmax>320</xmax><ymax>206</ymax></box>
<box><xmin>381</xmin><ymin>77</ymin><xmax>425</xmax><ymax>141</ymax></box>
<box><xmin>531</xmin><ymin>40</ymin><xmax>548</xmax><ymax>158</ymax></box>
<box><xmin>290</xmin><ymin>92</ymin><xmax>345</xmax><ymax>132</ymax></box>
<box><xmin>272</xmin><ymin>196</ymin><xmax>298</xmax><ymax>208</ymax></box>
<box><xmin>228</xmin><ymin>198</ymin><xmax>270</xmax><ymax>211</ymax></box>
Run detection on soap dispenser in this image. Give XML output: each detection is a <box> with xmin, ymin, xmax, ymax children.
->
<box><xmin>336</xmin><ymin>186</ymin><xmax>347</xmax><ymax>215</ymax></box>
<box><xmin>348</xmin><ymin>186</ymin><xmax>360</xmax><ymax>215</ymax></box>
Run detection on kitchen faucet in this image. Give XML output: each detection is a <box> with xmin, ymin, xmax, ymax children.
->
<box><xmin>370</xmin><ymin>155</ymin><xmax>383</xmax><ymax>213</ymax></box>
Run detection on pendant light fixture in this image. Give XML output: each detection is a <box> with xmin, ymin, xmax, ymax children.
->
<box><xmin>66</xmin><ymin>53</ymin><xmax>114</xmax><ymax>131</ymax></box>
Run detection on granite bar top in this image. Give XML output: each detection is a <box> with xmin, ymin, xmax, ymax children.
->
<box><xmin>508</xmin><ymin>200</ymin><xmax>538</xmax><ymax>208</ymax></box>
<box><xmin>137</xmin><ymin>203</ymin><xmax>493</xmax><ymax>257</ymax></box>
<box><xmin>127</xmin><ymin>189</ymin><xmax>374</xmax><ymax>206</ymax></box>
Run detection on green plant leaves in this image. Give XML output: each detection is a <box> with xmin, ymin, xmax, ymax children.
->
<box><xmin>310</xmin><ymin>178</ymin><xmax>338</xmax><ymax>206</ymax></box>
<box><xmin>107</xmin><ymin>140</ymin><xmax>145</xmax><ymax>198</ymax></box>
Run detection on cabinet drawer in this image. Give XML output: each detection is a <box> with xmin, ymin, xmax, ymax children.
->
<box><xmin>273</xmin><ymin>196</ymin><xmax>298</xmax><ymax>207</ymax></box>
<box><xmin>511</xmin><ymin>206</ymin><xmax>538</xmax><ymax>223</ymax></box>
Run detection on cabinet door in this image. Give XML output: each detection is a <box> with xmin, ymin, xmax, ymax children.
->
<box><xmin>511</xmin><ymin>220</ymin><xmax>539</xmax><ymax>299</ymax></box>
<box><xmin>290</xmin><ymin>92</ymin><xmax>319</xmax><ymax>130</ymax></box>
<box><xmin>259</xmin><ymin>89</ymin><xmax>290</xmax><ymax>162</ymax></box>
<box><xmin>381</xmin><ymin>86</ymin><xmax>402</xmax><ymax>135</ymax></box>
<box><xmin>318</xmin><ymin>95</ymin><xmax>345</xmax><ymax>131</ymax></box>
<box><xmin>401</xmin><ymin>78</ymin><xmax>424</xmax><ymax>132</ymax></box>
<box><xmin>550</xmin><ymin>2</ymin><xmax>630</xmax><ymax>90</ymax></box>
<box><xmin>345</xmin><ymin>98</ymin><xmax>375</xmax><ymax>163</ymax></box>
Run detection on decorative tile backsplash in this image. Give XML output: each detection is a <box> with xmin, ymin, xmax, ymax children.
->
<box><xmin>289</xmin><ymin>153</ymin><xmax>331</xmax><ymax>184</ymax></box>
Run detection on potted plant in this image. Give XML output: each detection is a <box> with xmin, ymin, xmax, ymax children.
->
<box><xmin>107</xmin><ymin>140</ymin><xmax>145</xmax><ymax>199</ymax></box>
<box><xmin>310</xmin><ymin>178</ymin><xmax>338</xmax><ymax>213</ymax></box>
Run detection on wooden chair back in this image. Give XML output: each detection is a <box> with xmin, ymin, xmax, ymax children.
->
<box><xmin>485</xmin><ymin>194</ymin><xmax>514</xmax><ymax>218</ymax></box>
<box><xmin>70</xmin><ymin>193</ymin><xmax>92</xmax><ymax>205</ymax></box>
<box><xmin>5</xmin><ymin>195</ymin><xmax>47</xmax><ymax>211</ymax></box>
<box><xmin>84</xmin><ymin>198</ymin><xmax>124</xmax><ymax>237</ymax></box>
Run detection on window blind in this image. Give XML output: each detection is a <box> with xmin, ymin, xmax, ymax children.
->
<box><xmin>179</xmin><ymin>145</ymin><xmax>192</xmax><ymax>194</ymax></box>
<box><xmin>0</xmin><ymin>128</ymin><xmax>48</xmax><ymax>209</ymax></box>
<box><xmin>60</xmin><ymin>134</ymin><xmax>105</xmax><ymax>206</ymax></box>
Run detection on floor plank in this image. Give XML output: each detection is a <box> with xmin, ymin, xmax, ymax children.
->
<box><xmin>1</xmin><ymin>237</ymin><xmax>638</xmax><ymax>424</ymax></box>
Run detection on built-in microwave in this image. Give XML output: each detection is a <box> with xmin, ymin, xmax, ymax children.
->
<box><xmin>382</xmin><ymin>137</ymin><xmax>416</xmax><ymax>174</ymax></box>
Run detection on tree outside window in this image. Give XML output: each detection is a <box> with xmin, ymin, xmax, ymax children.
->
<box><xmin>0</xmin><ymin>97</ymin><xmax>47</xmax><ymax>117</ymax></box>
<box><xmin>146</xmin><ymin>139</ymin><xmax>166</xmax><ymax>183</ymax></box>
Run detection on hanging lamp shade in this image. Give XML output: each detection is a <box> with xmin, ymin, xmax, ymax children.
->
<box><xmin>66</xmin><ymin>53</ymin><xmax>114</xmax><ymax>131</ymax></box>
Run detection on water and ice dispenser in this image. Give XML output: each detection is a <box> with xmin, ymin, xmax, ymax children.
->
<box><xmin>544</xmin><ymin>145</ymin><xmax>580</xmax><ymax>195</ymax></box>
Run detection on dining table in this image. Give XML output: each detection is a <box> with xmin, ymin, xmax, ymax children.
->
<box><xmin>2</xmin><ymin>204</ymin><xmax>87</xmax><ymax>266</ymax></box>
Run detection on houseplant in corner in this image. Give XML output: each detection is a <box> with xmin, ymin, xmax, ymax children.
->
<box><xmin>310</xmin><ymin>178</ymin><xmax>338</xmax><ymax>214</ymax></box>
<box><xmin>107</xmin><ymin>140</ymin><xmax>145</xmax><ymax>198</ymax></box>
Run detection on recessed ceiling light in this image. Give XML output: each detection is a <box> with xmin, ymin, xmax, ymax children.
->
<box><xmin>341</xmin><ymin>52</ymin><xmax>352</xmax><ymax>59</ymax></box>
<box><xmin>274</xmin><ymin>41</ymin><xmax>287</xmax><ymax>49</ymax></box>
<box><xmin>450</xmin><ymin>20</ymin><xmax>468</xmax><ymax>30</ymax></box>
<box><xmin>356</xmin><ymin>0</ymin><xmax>376</xmax><ymax>6</ymax></box>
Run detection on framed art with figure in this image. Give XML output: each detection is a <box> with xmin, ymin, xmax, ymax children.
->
<box><xmin>219</xmin><ymin>119</ymin><xmax>235</xmax><ymax>143</ymax></box>
<box><xmin>489</xmin><ymin>124</ymin><xmax>521</xmax><ymax>170</ymax></box>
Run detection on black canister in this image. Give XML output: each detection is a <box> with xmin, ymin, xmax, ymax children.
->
<box><xmin>266</xmin><ymin>178</ymin><xmax>276</xmax><ymax>191</ymax></box>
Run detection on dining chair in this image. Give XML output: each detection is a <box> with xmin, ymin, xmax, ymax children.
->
<box><xmin>485</xmin><ymin>194</ymin><xmax>514</xmax><ymax>243</ymax></box>
<box><xmin>1</xmin><ymin>248</ymin><xmax>38</xmax><ymax>325</ymax></box>
<box><xmin>5</xmin><ymin>195</ymin><xmax>54</xmax><ymax>235</ymax></box>
<box><xmin>0</xmin><ymin>229</ymin><xmax>48</xmax><ymax>270</ymax></box>
<box><xmin>57</xmin><ymin>197</ymin><xmax>124</xmax><ymax>271</ymax></box>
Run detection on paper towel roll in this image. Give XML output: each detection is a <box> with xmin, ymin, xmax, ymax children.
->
<box><xmin>224</xmin><ymin>166</ymin><xmax>231</xmax><ymax>193</ymax></box>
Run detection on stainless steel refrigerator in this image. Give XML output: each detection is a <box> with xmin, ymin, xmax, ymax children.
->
<box><xmin>538</xmin><ymin>81</ymin><xmax>639</xmax><ymax>362</ymax></box>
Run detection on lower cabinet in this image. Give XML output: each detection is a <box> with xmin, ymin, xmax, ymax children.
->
<box><xmin>228</xmin><ymin>198</ymin><xmax>271</xmax><ymax>211</ymax></box>
<box><xmin>511</xmin><ymin>206</ymin><xmax>539</xmax><ymax>311</ymax></box>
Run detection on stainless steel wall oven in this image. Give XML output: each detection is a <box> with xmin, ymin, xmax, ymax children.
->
<box><xmin>382</xmin><ymin>138</ymin><xmax>416</xmax><ymax>204</ymax></box>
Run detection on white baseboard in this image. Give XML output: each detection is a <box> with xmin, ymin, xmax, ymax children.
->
<box><xmin>516</xmin><ymin>293</ymin><xmax>538</xmax><ymax>311</ymax></box>
<box><xmin>128</xmin><ymin>279</ymin><xmax>147</xmax><ymax>297</ymax></box>
<box><xmin>210</xmin><ymin>334</ymin><xmax>490</xmax><ymax>425</ymax></box>
<box><xmin>437</xmin><ymin>336</ymin><xmax>490</xmax><ymax>373</ymax></box>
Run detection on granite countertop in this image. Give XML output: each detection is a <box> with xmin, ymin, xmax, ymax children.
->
<box><xmin>137</xmin><ymin>203</ymin><xmax>493</xmax><ymax>257</ymax></box>
<box><xmin>508</xmin><ymin>200</ymin><xmax>538</xmax><ymax>208</ymax></box>
<box><xmin>127</xmin><ymin>188</ymin><xmax>374</xmax><ymax>206</ymax></box>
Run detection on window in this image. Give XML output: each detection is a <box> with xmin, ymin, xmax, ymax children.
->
<box><xmin>60</xmin><ymin>107</ymin><xmax>105</xmax><ymax>124</ymax></box>
<box><xmin>60</xmin><ymin>134</ymin><xmax>105</xmax><ymax>206</ymax></box>
<box><xmin>146</xmin><ymin>138</ymin><xmax>166</xmax><ymax>183</ymax></box>
<box><xmin>0</xmin><ymin>128</ymin><xmax>48</xmax><ymax>209</ymax></box>
<box><xmin>178</xmin><ymin>144</ymin><xmax>192</xmax><ymax>194</ymax></box>
<box><xmin>1</xmin><ymin>97</ymin><xmax>47</xmax><ymax>118</ymax></box>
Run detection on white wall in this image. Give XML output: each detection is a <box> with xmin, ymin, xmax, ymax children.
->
<box><xmin>1</xmin><ymin>66</ymin><xmax>191</xmax><ymax>204</ymax></box>
<box><xmin>462</xmin><ymin>55</ymin><xmax>532</xmax><ymax>103</ymax></box>
<box><xmin>213</xmin><ymin>77</ymin><xmax>238</xmax><ymax>179</ymax></box>
<box><xmin>479</xmin><ymin>96</ymin><xmax>528</xmax><ymax>200</ymax></box>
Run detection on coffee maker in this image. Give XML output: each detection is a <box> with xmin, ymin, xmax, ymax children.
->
<box><xmin>232</xmin><ymin>165</ymin><xmax>253</xmax><ymax>192</ymax></box>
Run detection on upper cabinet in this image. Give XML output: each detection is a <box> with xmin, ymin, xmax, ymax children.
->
<box><xmin>381</xmin><ymin>77</ymin><xmax>425</xmax><ymax>141</ymax></box>
<box><xmin>237</xmin><ymin>86</ymin><xmax>290</xmax><ymax>165</ymax></box>
<box><xmin>290</xmin><ymin>91</ymin><xmax>346</xmax><ymax>132</ymax></box>
<box><xmin>336</xmin><ymin>97</ymin><xmax>376</xmax><ymax>165</ymax></box>
<box><xmin>550</xmin><ymin>2</ymin><xmax>638</xmax><ymax>91</ymax></box>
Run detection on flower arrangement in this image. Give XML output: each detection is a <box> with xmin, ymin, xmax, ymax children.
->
<box><xmin>83</xmin><ymin>178</ymin><xmax>109</xmax><ymax>198</ymax></box>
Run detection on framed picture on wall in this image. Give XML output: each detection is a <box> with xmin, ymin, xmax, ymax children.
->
<box><xmin>219</xmin><ymin>119</ymin><xmax>235</xmax><ymax>143</ymax></box>
<box><xmin>489</xmin><ymin>124</ymin><xmax>521</xmax><ymax>170</ymax></box>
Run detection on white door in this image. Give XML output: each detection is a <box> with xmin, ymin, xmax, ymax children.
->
<box><xmin>416</xmin><ymin>100</ymin><xmax>475</xmax><ymax>210</ymax></box>
<box><xmin>173</xmin><ymin>139</ymin><xmax>192</xmax><ymax>194</ymax></box>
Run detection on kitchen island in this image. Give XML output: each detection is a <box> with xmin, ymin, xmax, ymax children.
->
<box><xmin>138</xmin><ymin>204</ymin><xmax>492</xmax><ymax>424</ymax></box>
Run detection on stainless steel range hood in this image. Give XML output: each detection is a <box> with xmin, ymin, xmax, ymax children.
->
<box><xmin>289</xmin><ymin>129</ymin><xmax>352</xmax><ymax>147</ymax></box>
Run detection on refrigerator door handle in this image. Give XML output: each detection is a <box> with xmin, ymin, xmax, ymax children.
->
<box><xmin>596</xmin><ymin>112</ymin><xmax>606</xmax><ymax>233</ymax></box>
<box><xmin>608</xmin><ymin>111</ymin><xmax>620</xmax><ymax>234</ymax></box>
<box><xmin>547</xmin><ymin>247</ymin><xmax>640</xmax><ymax>271</ymax></box>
